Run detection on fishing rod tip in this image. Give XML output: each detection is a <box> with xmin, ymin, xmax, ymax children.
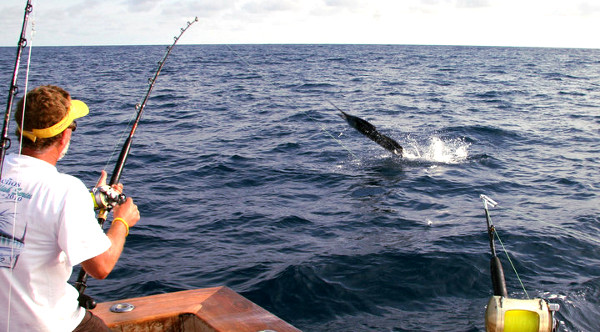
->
<box><xmin>480</xmin><ymin>194</ymin><xmax>498</xmax><ymax>207</ymax></box>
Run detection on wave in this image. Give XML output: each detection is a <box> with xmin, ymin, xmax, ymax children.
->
<box><xmin>242</xmin><ymin>250</ymin><xmax>491</xmax><ymax>330</ymax></box>
<box><xmin>291</xmin><ymin>82</ymin><xmax>339</xmax><ymax>94</ymax></box>
<box><xmin>243</xmin><ymin>264</ymin><xmax>378</xmax><ymax>323</ymax></box>
<box><xmin>443</xmin><ymin>125</ymin><xmax>524</xmax><ymax>143</ymax></box>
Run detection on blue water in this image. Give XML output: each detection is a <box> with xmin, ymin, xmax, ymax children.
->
<box><xmin>1</xmin><ymin>44</ymin><xmax>599</xmax><ymax>331</ymax></box>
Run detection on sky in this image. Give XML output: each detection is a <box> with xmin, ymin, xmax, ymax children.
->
<box><xmin>1</xmin><ymin>0</ymin><xmax>599</xmax><ymax>49</ymax></box>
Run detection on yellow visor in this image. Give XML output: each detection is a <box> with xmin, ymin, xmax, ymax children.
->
<box><xmin>18</xmin><ymin>99</ymin><xmax>89</xmax><ymax>142</ymax></box>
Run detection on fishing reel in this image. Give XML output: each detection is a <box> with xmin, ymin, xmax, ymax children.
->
<box><xmin>480</xmin><ymin>195</ymin><xmax>560</xmax><ymax>332</ymax></box>
<box><xmin>485</xmin><ymin>296</ymin><xmax>559</xmax><ymax>332</ymax></box>
<box><xmin>91</xmin><ymin>185</ymin><xmax>126</xmax><ymax>210</ymax></box>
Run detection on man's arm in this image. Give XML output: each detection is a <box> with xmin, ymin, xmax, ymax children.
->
<box><xmin>81</xmin><ymin>197</ymin><xmax>140</xmax><ymax>279</ymax></box>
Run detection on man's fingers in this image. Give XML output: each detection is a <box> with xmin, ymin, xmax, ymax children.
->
<box><xmin>96</xmin><ymin>170</ymin><xmax>107</xmax><ymax>187</ymax></box>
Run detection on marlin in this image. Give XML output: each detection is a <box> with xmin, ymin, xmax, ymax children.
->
<box><xmin>338</xmin><ymin>110</ymin><xmax>403</xmax><ymax>157</ymax></box>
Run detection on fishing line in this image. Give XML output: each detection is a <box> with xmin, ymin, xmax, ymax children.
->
<box><xmin>304</xmin><ymin>107</ymin><xmax>359</xmax><ymax>160</ymax></box>
<box><xmin>493</xmin><ymin>214</ymin><xmax>600</xmax><ymax>299</ymax></box>
<box><xmin>493</xmin><ymin>229</ymin><xmax>530</xmax><ymax>299</ymax></box>
<box><xmin>223</xmin><ymin>44</ymin><xmax>360</xmax><ymax>160</ymax></box>
<box><xmin>535</xmin><ymin>215</ymin><xmax>600</xmax><ymax>247</ymax></box>
<box><xmin>482</xmin><ymin>195</ymin><xmax>531</xmax><ymax>300</ymax></box>
<box><xmin>101</xmin><ymin>109</ymin><xmax>138</xmax><ymax>173</ymax></box>
<box><xmin>17</xmin><ymin>11</ymin><xmax>36</xmax><ymax>156</ymax></box>
<box><xmin>4</xmin><ymin>1</ymin><xmax>35</xmax><ymax>330</ymax></box>
<box><xmin>0</xmin><ymin>0</ymin><xmax>34</xmax><ymax>179</ymax></box>
<box><xmin>482</xmin><ymin>196</ymin><xmax>561</xmax><ymax>332</ymax></box>
<box><xmin>102</xmin><ymin>20</ymin><xmax>199</xmax><ymax>175</ymax></box>
<box><xmin>21</xmin><ymin>19</ymin><xmax>35</xmax><ymax>125</ymax></box>
<box><xmin>75</xmin><ymin>17</ymin><xmax>199</xmax><ymax>309</ymax></box>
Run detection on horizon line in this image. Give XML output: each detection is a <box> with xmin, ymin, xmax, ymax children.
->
<box><xmin>0</xmin><ymin>43</ymin><xmax>599</xmax><ymax>51</ymax></box>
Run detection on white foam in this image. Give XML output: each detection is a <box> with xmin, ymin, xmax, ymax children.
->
<box><xmin>403</xmin><ymin>136</ymin><xmax>470</xmax><ymax>164</ymax></box>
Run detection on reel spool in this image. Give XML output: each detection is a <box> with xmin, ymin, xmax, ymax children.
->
<box><xmin>91</xmin><ymin>185</ymin><xmax>126</xmax><ymax>210</ymax></box>
<box><xmin>485</xmin><ymin>296</ymin><xmax>559</xmax><ymax>332</ymax></box>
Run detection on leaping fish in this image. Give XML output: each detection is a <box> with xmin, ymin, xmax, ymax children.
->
<box><xmin>338</xmin><ymin>110</ymin><xmax>403</xmax><ymax>157</ymax></box>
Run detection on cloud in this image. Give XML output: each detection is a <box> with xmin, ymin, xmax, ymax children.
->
<box><xmin>160</xmin><ymin>0</ymin><xmax>236</xmax><ymax>18</ymax></box>
<box><xmin>1</xmin><ymin>0</ymin><xmax>600</xmax><ymax>48</ymax></box>
<box><xmin>409</xmin><ymin>0</ymin><xmax>491</xmax><ymax>13</ymax></box>
<box><xmin>324</xmin><ymin>0</ymin><xmax>364</xmax><ymax>8</ymax></box>
<box><xmin>579</xmin><ymin>1</ymin><xmax>600</xmax><ymax>16</ymax></box>
<box><xmin>241</xmin><ymin>0</ymin><xmax>298</xmax><ymax>13</ymax></box>
<box><xmin>123</xmin><ymin>0</ymin><xmax>163</xmax><ymax>12</ymax></box>
<box><xmin>0</xmin><ymin>4</ymin><xmax>23</xmax><ymax>44</ymax></box>
<box><xmin>456</xmin><ymin>0</ymin><xmax>491</xmax><ymax>8</ymax></box>
<box><xmin>65</xmin><ymin>0</ymin><xmax>103</xmax><ymax>16</ymax></box>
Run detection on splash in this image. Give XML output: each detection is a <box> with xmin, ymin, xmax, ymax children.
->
<box><xmin>403</xmin><ymin>136</ymin><xmax>470</xmax><ymax>164</ymax></box>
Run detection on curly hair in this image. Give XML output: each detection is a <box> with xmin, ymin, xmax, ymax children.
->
<box><xmin>15</xmin><ymin>85</ymin><xmax>72</xmax><ymax>150</ymax></box>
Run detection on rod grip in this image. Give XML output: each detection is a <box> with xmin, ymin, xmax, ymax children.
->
<box><xmin>490</xmin><ymin>255</ymin><xmax>508</xmax><ymax>297</ymax></box>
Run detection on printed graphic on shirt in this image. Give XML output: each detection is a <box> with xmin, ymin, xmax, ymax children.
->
<box><xmin>0</xmin><ymin>178</ymin><xmax>30</xmax><ymax>269</ymax></box>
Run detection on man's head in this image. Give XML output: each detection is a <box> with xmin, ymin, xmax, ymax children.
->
<box><xmin>15</xmin><ymin>85</ymin><xmax>88</xmax><ymax>151</ymax></box>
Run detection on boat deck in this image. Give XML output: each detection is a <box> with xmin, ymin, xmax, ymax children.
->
<box><xmin>91</xmin><ymin>286</ymin><xmax>300</xmax><ymax>332</ymax></box>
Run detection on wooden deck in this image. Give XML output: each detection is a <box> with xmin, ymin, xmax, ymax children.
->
<box><xmin>91</xmin><ymin>286</ymin><xmax>301</xmax><ymax>332</ymax></box>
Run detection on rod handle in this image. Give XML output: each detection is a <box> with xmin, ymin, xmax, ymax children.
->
<box><xmin>490</xmin><ymin>256</ymin><xmax>508</xmax><ymax>297</ymax></box>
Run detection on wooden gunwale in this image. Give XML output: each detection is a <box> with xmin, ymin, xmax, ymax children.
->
<box><xmin>91</xmin><ymin>286</ymin><xmax>300</xmax><ymax>332</ymax></box>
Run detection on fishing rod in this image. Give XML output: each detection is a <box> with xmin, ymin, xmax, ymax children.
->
<box><xmin>480</xmin><ymin>194</ymin><xmax>559</xmax><ymax>332</ymax></box>
<box><xmin>75</xmin><ymin>17</ymin><xmax>199</xmax><ymax>309</ymax></box>
<box><xmin>481</xmin><ymin>194</ymin><xmax>508</xmax><ymax>298</ymax></box>
<box><xmin>0</xmin><ymin>0</ymin><xmax>33</xmax><ymax>180</ymax></box>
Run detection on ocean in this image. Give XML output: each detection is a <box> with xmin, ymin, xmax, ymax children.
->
<box><xmin>1</xmin><ymin>44</ymin><xmax>599</xmax><ymax>331</ymax></box>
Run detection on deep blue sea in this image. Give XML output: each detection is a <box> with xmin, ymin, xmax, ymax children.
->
<box><xmin>1</xmin><ymin>44</ymin><xmax>599</xmax><ymax>331</ymax></box>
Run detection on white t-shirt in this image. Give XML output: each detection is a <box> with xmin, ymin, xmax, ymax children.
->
<box><xmin>0</xmin><ymin>154</ymin><xmax>111</xmax><ymax>332</ymax></box>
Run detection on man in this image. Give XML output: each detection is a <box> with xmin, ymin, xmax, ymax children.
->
<box><xmin>0</xmin><ymin>85</ymin><xmax>140</xmax><ymax>331</ymax></box>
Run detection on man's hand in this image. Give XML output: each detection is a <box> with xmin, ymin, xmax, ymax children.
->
<box><xmin>113</xmin><ymin>198</ymin><xmax>140</xmax><ymax>229</ymax></box>
<box><xmin>97</xmin><ymin>170</ymin><xmax>139</xmax><ymax>227</ymax></box>
<box><xmin>96</xmin><ymin>170</ymin><xmax>123</xmax><ymax>194</ymax></box>
<box><xmin>82</xmin><ymin>171</ymin><xmax>140</xmax><ymax>279</ymax></box>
